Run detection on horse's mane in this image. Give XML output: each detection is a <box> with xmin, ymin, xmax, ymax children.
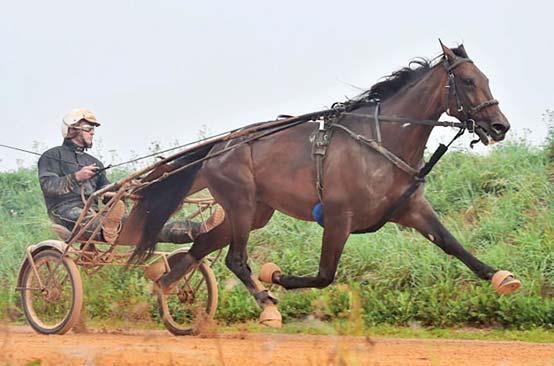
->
<box><xmin>353</xmin><ymin>46</ymin><xmax>468</xmax><ymax>103</ymax></box>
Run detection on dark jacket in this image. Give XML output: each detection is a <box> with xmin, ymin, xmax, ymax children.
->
<box><xmin>37</xmin><ymin>139</ymin><xmax>110</xmax><ymax>213</ymax></box>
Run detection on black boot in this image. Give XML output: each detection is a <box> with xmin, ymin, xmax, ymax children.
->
<box><xmin>157</xmin><ymin>206</ymin><xmax>225</xmax><ymax>244</ymax></box>
<box><xmin>157</xmin><ymin>220</ymin><xmax>199</xmax><ymax>243</ymax></box>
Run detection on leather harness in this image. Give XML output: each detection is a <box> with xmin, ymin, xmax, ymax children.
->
<box><xmin>310</xmin><ymin>56</ymin><xmax>499</xmax><ymax>231</ymax></box>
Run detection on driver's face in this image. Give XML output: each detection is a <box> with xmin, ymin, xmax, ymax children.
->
<box><xmin>73</xmin><ymin>122</ymin><xmax>96</xmax><ymax>148</ymax></box>
<box><xmin>80</xmin><ymin>125</ymin><xmax>95</xmax><ymax>147</ymax></box>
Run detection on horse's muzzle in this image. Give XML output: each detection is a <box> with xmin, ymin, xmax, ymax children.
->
<box><xmin>490</xmin><ymin>121</ymin><xmax>510</xmax><ymax>140</ymax></box>
<box><xmin>476</xmin><ymin>120</ymin><xmax>510</xmax><ymax>144</ymax></box>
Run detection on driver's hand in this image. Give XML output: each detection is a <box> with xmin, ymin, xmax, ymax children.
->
<box><xmin>74</xmin><ymin>164</ymin><xmax>98</xmax><ymax>182</ymax></box>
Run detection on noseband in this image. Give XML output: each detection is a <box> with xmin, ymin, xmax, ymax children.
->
<box><xmin>443</xmin><ymin>57</ymin><xmax>499</xmax><ymax>131</ymax></box>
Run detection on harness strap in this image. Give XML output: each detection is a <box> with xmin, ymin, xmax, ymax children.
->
<box><xmin>312</xmin><ymin>120</ymin><xmax>334</xmax><ymax>201</ymax></box>
<box><xmin>342</xmin><ymin>113</ymin><xmax>466</xmax><ymax>128</ymax></box>
<box><xmin>331</xmin><ymin>123</ymin><xmax>419</xmax><ymax>176</ymax></box>
<box><xmin>373</xmin><ymin>102</ymin><xmax>382</xmax><ymax>143</ymax></box>
<box><xmin>357</xmin><ymin>127</ymin><xmax>465</xmax><ymax>233</ymax></box>
<box><xmin>446</xmin><ymin>57</ymin><xmax>473</xmax><ymax>72</ymax></box>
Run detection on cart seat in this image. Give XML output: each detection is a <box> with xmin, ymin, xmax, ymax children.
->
<box><xmin>51</xmin><ymin>224</ymin><xmax>71</xmax><ymax>241</ymax></box>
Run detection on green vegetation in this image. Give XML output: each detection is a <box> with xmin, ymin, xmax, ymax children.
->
<box><xmin>1</xmin><ymin>131</ymin><xmax>553</xmax><ymax>334</ymax></box>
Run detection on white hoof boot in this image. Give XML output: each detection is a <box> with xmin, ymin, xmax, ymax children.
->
<box><xmin>259</xmin><ymin>304</ymin><xmax>282</xmax><ymax>328</ymax></box>
<box><xmin>259</xmin><ymin>262</ymin><xmax>281</xmax><ymax>284</ymax></box>
<box><xmin>491</xmin><ymin>270</ymin><xmax>521</xmax><ymax>294</ymax></box>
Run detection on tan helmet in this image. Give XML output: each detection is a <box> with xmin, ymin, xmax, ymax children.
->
<box><xmin>61</xmin><ymin>108</ymin><xmax>101</xmax><ymax>138</ymax></box>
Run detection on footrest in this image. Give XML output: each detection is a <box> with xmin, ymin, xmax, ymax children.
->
<box><xmin>51</xmin><ymin>224</ymin><xmax>71</xmax><ymax>241</ymax></box>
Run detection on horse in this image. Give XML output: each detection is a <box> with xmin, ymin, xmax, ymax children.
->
<box><xmin>119</xmin><ymin>41</ymin><xmax>521</xmax><ymax>327</ymax></box>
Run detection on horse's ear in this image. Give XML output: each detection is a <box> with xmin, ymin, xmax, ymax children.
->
<box><xmin>457</xmin><ymin>44</ymin><xmax>469</xmax><ymax>58</ymax></box>
<box><xmin>439</xmin><ymin>39</ymin><xmax>456</xmax><ymax>62</ymax></box>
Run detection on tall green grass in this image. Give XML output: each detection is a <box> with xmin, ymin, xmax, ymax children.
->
<box><xmin>1</xmin><ymin>136</ymin><xmax>552</xmax><ymax>329</ymax></box>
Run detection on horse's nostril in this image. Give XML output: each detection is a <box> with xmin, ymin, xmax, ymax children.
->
<box><xmin>492</xmin><ymin>123</ymin><xmax>508</xmax><ymax>135</ymax></box>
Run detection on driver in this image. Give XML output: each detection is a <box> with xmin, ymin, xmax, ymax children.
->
<box><xmin>38</xmin><ymin>108</ymin><xmax>221</xmax><ymax>244</ymax></box>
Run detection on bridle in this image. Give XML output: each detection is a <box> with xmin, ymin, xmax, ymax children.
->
<box><xmin>443</xmin><ymin>56</ymin><xmax>499</xmax><ymax>134</ymax></box>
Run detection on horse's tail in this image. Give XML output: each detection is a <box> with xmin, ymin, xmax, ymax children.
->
<box><xmin>128</xmin><ymin>142</ymin><xmax>216</xmax><ymax>264</ymax></box>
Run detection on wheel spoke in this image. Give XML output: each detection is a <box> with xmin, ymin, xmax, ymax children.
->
<box><xmin>59</xmin><ymin>273</ymin><xmax>70</xmax><ymax>287</ymax></box>
<box><xmin>43</xmin><ymin>259</ymin><xmax>62</xmax><ymax>288</ymax></box>
<box><xmin>158</xmin><ymin>261</ymin><xmax>216</xmax><ymax>335</ymax></box>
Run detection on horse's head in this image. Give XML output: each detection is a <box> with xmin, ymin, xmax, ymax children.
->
<box><xmin>440</xmin><ymin>42</ymin><xmax>510</xmax><ymax>145</ymax></box>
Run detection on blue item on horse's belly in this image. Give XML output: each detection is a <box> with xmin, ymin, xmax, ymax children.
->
<box><xmin>312</xmin><ymin>202</ymin><xmax>324</xmax><ymax>227</ymax></box>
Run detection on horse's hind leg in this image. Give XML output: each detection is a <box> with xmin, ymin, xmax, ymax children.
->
<box><xmin>175</xmin><ymin>202</ymin><xmax>274</xmax><ymax>262</ymax></box>
<box><xmin>159</xmin><ymin>201</ymin><xmax>277</xmax><ymax>311</ymax></box>
<box><xmin>395</xmin><ymin>196</ymin><xmax>521</xmax><ymax>294</ymax></box>
<box><xmin>159</xmin><ymin>217</ymin><xmax>231</xmax><ymax>288</ymax></box>
<box><xmin>221</xmin><ymin>200</ymin><xmax>277</xmax><ymax>306</ymax></box>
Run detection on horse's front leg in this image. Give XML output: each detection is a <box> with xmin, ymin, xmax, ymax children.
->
<box><xmin>260</xmin><ymin>212</ymin><xmax>352</xmax><ymax>290</ymax></box>
<box><xmin>394</xmin><ymin>196</ymin><xmax>521</xmax><ymax>294</ymax></box>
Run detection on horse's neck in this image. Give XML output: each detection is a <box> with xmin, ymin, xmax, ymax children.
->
<box><xmin>379</xmin><ymin>68</ymin><xmax>447</xmax><ymax>167</ymax></box>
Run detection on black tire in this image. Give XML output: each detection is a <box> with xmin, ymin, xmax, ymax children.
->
<box><xmin>19</xmin><ymin>249</ymin><xmax>83</xmax><ymax>335</ymax></box>
<box><xmin>157</xmin><ymin>261</ymin><xmax>218</xmax><ymax>336</ymax></box>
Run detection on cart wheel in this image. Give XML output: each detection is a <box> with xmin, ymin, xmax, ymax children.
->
<box><xmin>19</xmin><ymin>249</ymin><xmax>83</xmax><ymax>335</ymax></box>
<box><xmin>157</xmin><ymin>261</ymin><xmax>218</xmax><ymax>336</ymax></box>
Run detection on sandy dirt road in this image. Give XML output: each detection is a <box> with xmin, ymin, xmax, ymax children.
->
<box><xmin>1</xmin><ymin>326</ymin><xmax>554</xmax><ymax>366</ymax></box>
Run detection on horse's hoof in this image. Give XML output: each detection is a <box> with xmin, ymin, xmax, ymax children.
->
<box><xmin>259</xmin><ymin>263</ymin><xmax>281</xmax><ymax>284</ymax></box>
<box><xmin>491</xmin><ymin>270</ymin><xmax>521</xmax><ymax>295</ymax></box>
<box><xmin>259</xmin><ymin>304</ymin><xmax>282</xmax><ymax>328</ymax></box>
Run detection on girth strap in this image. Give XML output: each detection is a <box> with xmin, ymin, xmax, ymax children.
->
<box><xmin>311</xmin><ymin>120</ymin><xmax>334</xmax><ymax>201</ymax></box>
<box><xmin>310</xmin><ymin>118</ymin><xmax>418</xmax><ymax>202</ymax></box>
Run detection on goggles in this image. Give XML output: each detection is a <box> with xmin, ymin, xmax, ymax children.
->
<box><xmin>73</xmin><ymin>124</ymin><xmax>96</xmax><ymax>132</ymax></box>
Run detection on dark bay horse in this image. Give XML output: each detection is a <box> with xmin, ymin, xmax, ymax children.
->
<box><xmin>120</xmin><ymin>42</ymin><xmax>521</xmax><ymax>326</ymax></box>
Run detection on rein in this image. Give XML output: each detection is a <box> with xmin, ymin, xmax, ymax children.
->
<box><xmin>342</xmin><ymin>113</ymin><xmax>467</xmax><ymax>128</ymax></box>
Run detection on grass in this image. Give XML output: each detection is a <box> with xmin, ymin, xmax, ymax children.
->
<box><xmin>225</xmin><ymin>321</ymin><xmax>554</xmax><ymax>343</ymax></box>
<box><xmin>1</xmin><ymin>133</ymin><xmax>553</xmax><ymax>334</ymax></box>
<box><xmin>24</xmin><ymin>317</ymin><xmax>552</xmax><ymax>343</ymax></box>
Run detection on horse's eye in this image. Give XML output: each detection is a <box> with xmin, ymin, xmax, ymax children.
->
<box><xmin>463</xmin><ymin>78</ymin><xmax>475</xmax><ymax>87</ymax></box>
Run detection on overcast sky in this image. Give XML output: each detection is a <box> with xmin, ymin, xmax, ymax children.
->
<box><xmin>1</xmin><ymin>1</ymin><xmax>553</xmax><ymax>171</ymax></box>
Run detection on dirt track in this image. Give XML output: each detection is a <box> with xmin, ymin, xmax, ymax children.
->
<box><xmin>1</xmin><ymin>326</ymin><xmax>554</xmax><ymax>366</ymax></box>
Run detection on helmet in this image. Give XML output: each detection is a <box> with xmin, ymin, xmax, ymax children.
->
<box><xmin>61</xmin><ymin>108</ymin><xmax>101</xmax><ymax>138</ymax></box>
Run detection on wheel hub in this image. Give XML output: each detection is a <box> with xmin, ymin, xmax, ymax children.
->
<box><xmin>42</xmin><ymin>287</ymin><xmax>62</xmax><ymax>302</ymax></box>
<box><xmin>177</xmin><ymin>286</ymin><xmax>195</xmax><ymax>304</ymax></box>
